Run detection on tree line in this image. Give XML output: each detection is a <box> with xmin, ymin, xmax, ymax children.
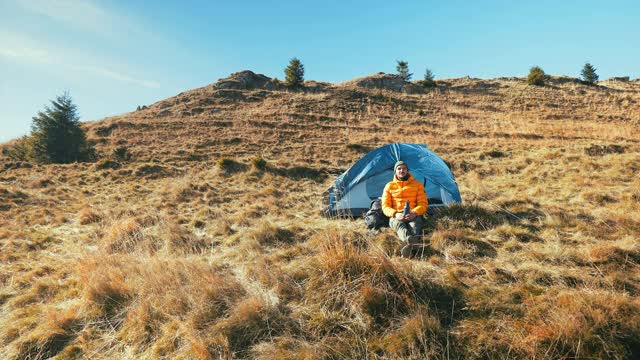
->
<box><xmin>286</xmin><ymin>57</ymin><xmax>602</xmax><ymax>88</ymax></box>
<box><xmin>528</xmin><ymin>62</ymin><xmax>599</xmax><ymax>86</ymax></box>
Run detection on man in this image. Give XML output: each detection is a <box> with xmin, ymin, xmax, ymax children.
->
<box><xmin>381</xmin><ymin>160</ymin><xmax>428</xmax><ymax>257</ymax></box>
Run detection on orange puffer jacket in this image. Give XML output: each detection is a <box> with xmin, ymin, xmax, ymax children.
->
<box><xmin>381</xmin><ymin>174</ymin><xmax>428</xmax><ymax>217</ymax></box>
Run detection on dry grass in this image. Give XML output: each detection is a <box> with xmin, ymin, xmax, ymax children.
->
<box><xmin>1</xmin><ymin>75</ymin><xmax>639</xmax><ymax>358</ymax></box>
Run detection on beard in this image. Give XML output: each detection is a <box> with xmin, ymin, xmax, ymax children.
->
<box><xmin>397</xmin><ymin>174</ymin><xmax>409</xmax><ymax>181</ymax></box>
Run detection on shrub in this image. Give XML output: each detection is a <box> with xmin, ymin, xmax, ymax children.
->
<box><xmin>527</xmin><ymin>66</ymin><xmax>546</xmax><ymax>86</ymax></box>
<box><xmin>217</xmin><ymin>157</ymin><xmax>247</xmax><ymax>174</ymax></box>
<box><xmin>218</xmin><ymin>157</ymin><xmax>236</xmax><ymax>169</ymax></box>
<box><xmin>113</xmin><ymin>146</ymin><xmax>131</xmax><ymax>161</ymax></box>
<box><xmin>251</xmin><ymin>157</ymin><xmax>267</xmax><ymax>170</ymax></box>
<box><xmin>29</xmin><ymin>92</ymin><xmax>95</xmax><ymax>163</ymax></box>
<box><xmin>284</xmin><ymin>58</ymin><xmax>305</xmax><ymax>87</ymax></box>
<box><xmin>2</xmin><ymin>136</ymin><xmax>31</xmax><ymax>161</ymax></box>
<box><xmin>581</xmin><ymin>62</ymin><xmax>599</xmax><ymax>84</ymax></box>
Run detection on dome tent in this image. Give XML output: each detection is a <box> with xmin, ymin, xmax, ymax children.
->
<box><xmin>324</xmin><ymin>143</ymin><xmax>462</xmax><ymax>217</ymax></box>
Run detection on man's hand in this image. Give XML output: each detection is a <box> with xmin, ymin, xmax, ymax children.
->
<box><xmin>396</xmin><ymin>212</ymin><xmax>417</xmax><ymax>221</ymax></box>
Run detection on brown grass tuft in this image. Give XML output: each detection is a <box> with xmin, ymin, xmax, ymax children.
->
<box><xmin>102</xmin><ymin>216</ymin><xmax>144</xmax><ymax>253</ymax></box>
<box><xmin>248</xmin><ymin>221</ymin><xmax>299</xmax><ymax>247</ymax></box>
<box><xmin>214</xmin><ymin>296</ymin><xmax>291</xmax><ymax>357</ymax></box>
<box><xmin>79</xmin><ymin>256</ymin><xmax>133</xmax><ymax>323</ymax></box>
<box><xmin>10</xmin><ymin>308</ymin><xmax>82</xmax><ymax>360</ymax></box>
<box><xmin>78</xmin><ymin>205</ymin><xmax>102</xmax><ymax>225</ymax></box>
<box><xmin>100</xmin><ymin>214</ymin><xmax>209</xmax><ymax>254</ymax></box>
<box><xmin>374</xmin><ymin>308</ymin><xmax>447</xmax><ymax>358</ymax></box>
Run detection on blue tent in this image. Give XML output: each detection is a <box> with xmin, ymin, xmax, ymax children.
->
<box><xmin>324</xmin><ymin>143</ymin><xmax>462</xmax><ymax>217</ymax></box>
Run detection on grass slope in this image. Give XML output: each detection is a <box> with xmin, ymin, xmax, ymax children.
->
<box><xmin>1</xmin><ymin>75</ymin><xmax>639</xmax><ymax>359</ymax></box>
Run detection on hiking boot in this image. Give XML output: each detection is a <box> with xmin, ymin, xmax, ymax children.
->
<box><xmin>407</xmin><ymin>235</ymin><xmax>421</xmax><ymax>244</ymax></box>
<box><xmin>400</xmin><ymin>243</ymin><xmax>414</xmax><ymax>258</ymax></box>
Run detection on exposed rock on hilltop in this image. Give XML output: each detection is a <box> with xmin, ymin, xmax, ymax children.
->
<box><xmin>214</xmin><ymin>70</ymin><xmax>440</xmax><ymax>94</ymax></box>
<box><xmin>212</xmin><ymin>70</ymin><xmax>331</xmax><ymax>93</ymax></box>
<box><xmin>213</xmin><ymin>70</ymin><xmax>279</xmax><ymax>91</ymax></box>
<box><xmin>600</xmin><ymin>76</ymin><xmax>640</xmax><ymax>90</ymax></box>
<box><xmin>608</xmin><ymin>76</ymin><xmax>630</xmax><ymax>82</ymax></box>
<box><xmin>338</xmin><ymin>72</ymin><xmax>424</xmax><ymax>94</ymax></box>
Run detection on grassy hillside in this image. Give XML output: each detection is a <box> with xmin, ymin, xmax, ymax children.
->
<box><xmin>1</xmin><ymin>73</ymin><xmax>639</xmax><ymax>359</ymax></box>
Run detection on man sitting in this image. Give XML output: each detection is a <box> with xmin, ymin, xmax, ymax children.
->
<box><xmin>381</xmin><ymin>160</ymin><xmax>428</xmax><ymax>257</ymax></box>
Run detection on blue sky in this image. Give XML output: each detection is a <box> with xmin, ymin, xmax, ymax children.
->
<box><xmin>1</xmin><ymin>0</ymin><xmax>638</xmax><ymax>143</ymax></box>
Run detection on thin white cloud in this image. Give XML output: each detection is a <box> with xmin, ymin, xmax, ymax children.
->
<box><xmin>13</xmin><ymin>0</ymin><xmax>132</xmax><ymax>37</ymax></box>
<box><xmin>0</xmin><ymin>31</ymin><xmax>55</xmax><ymax>63</ymax></box>
<box><xmin>85</xmin><ymin>66</ymin><xmax>161</xmax><ymax>89</ymax></box>
<box><xmin>0</xmin><ymin>46</ymin><xmax>51</xmax><ymax>63</ymax></box>
<box><xmin>0</xmin><ymin>31</ymin><xmax>160</xmax><ymax>89</ymax></box>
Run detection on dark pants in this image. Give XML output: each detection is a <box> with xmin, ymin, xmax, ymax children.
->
<box><xmin>389</xmin><ymin>216</ymin><xmax>423</xmax><ymax>243</ymax></box>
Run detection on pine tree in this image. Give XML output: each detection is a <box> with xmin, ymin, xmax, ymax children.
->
<box><xmin>396</xmin><ymin>60</ymin><xmax>412</xmax><ymax>81</ymax></box>
<box><xmin>422</xmin><ymin>67</ymin><xmax>436</xmax><ymax>87</ymax></box>
<box><xmin>29</xmin><ymin>92</ymin><xmax>94</xmax><ymax>163</ymax></box>
<box><xmin>581</xmin><ymin>62</ymin><xmax>599</xmax><ymax>85</ymax></box>
<box><xmin>284</xmin><ymin>58</ymin><xmax>305</xmax><ymax>87</ymax></box>
<box><xmin>527</xmin><ymin>66</ymin><xmax>546</xmax><ymax>86</ymax></box>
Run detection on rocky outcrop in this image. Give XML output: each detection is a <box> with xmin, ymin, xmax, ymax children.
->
<box><xmin>607</xmin><ymin>76</ymin><xmax>630</xmax><ymax>82</ymax></box>
<box><xmin>211</xmin><ymin>70</ymin><xmax>331</xmax><ymax>94</ymax></box>
<box><xmin>212</xmin><ymin>70</ymin><xmax>280</xmax><ymax>91</ymax></box>
<box><xmin>337</xmin><ymin>73</ymin><xmax>424</xmax><ymax>94</ymax></box>
<box><xmin>301</xmin><ymin>80</ymin><xmax>332</xmax><ymax>93</ymax></box>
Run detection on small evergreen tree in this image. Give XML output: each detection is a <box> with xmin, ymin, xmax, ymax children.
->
<box><xmin>284</xmin><ymin>57</ymin><xmax>305</xmax><ymax>87</ymax></box>
<box><xmin>396</xmin><ymin>60</ymin><xmax>412</xmax><ymax>81</ymax></box>
<box><xmin>421</xmin><ymin>67</ymin><xmax>436</xmax><ymax>87</ymax></box>
<box><xmin>527</xmin><ymin>66</ymin><xmax>546</xmax><ymax>86</ymax></box>
<box><xmin>581</xmin><ymin>62</ymin><xmax>599</xmax><ymax>85</ymax></box>
<box><xmin>29</xmin><ymin>92</ymin><xmax>94</xmax><ymax>163</ymax></box>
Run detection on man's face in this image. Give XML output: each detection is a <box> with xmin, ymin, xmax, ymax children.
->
<box><xmin>395</xmin><ymin>165</ymin><xmax>408</xmax><ymax>179</ymax></box>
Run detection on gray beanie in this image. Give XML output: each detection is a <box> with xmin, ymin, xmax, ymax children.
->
<box><xmin>394</xmin><ymin>160</ymin><xmax>408</xmax><ymax>171</ymax></box>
